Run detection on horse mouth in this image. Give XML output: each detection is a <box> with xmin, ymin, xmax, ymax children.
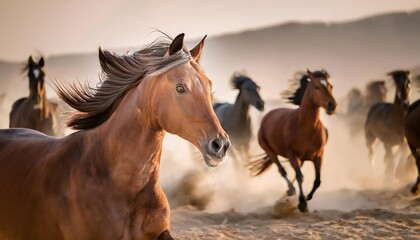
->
<box><xmin>201</xmin><ymin>137</ymin><xmax>230</xmax><ymax>167</ymax></box>
<box><xmin>255</xmin><ymin>101</ymin><xmax>265</xmax><ymax>111</ymax></box>
<box><xmin>203</xmin><ymin>154</ymin><xmax>225</xmax><ymax>168</ymax></box>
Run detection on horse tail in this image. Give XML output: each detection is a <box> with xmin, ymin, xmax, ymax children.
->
<box><xmin>247</xmin><ymin>155</ymin><xmax>273</xmax><ymax>176</ymax></box>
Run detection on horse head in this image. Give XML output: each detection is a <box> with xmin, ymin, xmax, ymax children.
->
<box><xmin>26</xmin><ymin>56</ymin><xmax>45</xmax><ymax>105</ymax></box>
<box><xmin>366</xmin><ymin>80</ymin><xmax>387</xmax><ymax>107</ymax></box>
<box><xmin>139</xmin><ymin>34</ymin><xmax>231</xmax><ymax>167</ymax></box>
<box><xmin>388</xmin><ymin>70</ymin><xmax>411</xmax><ymax>110</ymax></box>
<box><xmin>306</xmin><ymin>69</ymin><xmax>337</xmax><ymax>115</ymax></box>
<box><xmin>231</xmin><ymin>73</ymin><xmax>265</xmax><ymax>111</ymax></box>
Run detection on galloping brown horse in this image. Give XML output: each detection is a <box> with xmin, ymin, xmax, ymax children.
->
<box><xmin>0</xmin><ymin>33</ymin><xmax>230</xmax><ymax>240</ymax></box>
<box><xmin>365</xmin><ymin>70</ymin><xmax>411</xmax><ymax>183</ymax></box>
<box><xmin>405</xmin><ymin>99</ymin><xmax>420</xmax><ymax>194</ymax></box>
<box><xmin>249</xmin><ymin>70</ymin><xmax>336</xmax><ymax>212</ymax></box>
<box><xmin>9</xmin><ymin>56</ymin><xmax>59</xmax><ymax>136</ymax></box>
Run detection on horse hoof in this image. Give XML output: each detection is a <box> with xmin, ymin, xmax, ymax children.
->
<box><xmin>307</xmin><ymin>194</ymin><xmax>313</xmax><ymax>201</ymax></box>
<box><xmin>298</xmin><ymin>202</ymin><xmax>308</xmax><ymax>213</ymax></box>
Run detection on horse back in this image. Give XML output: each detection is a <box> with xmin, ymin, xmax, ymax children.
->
<box><xmin>9</xmin><ymin>97</ymin><xmax>28</xmax><ymax>127</ymax></box>
<box><xmin>0</xmin><ymin>129</ymin><xmax>74</xmax><ymax>239</ymax></box>
<box><xmin>259</xmin><ymin>108</ymin><xmax>326</xmax><ymax>160</ymax></box>
<box><xmin>365</xmin><ymin>102</ymin><xmax>405</xmax><ymax>143</ymax></box>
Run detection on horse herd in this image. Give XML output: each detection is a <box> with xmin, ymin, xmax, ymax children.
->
<box><xmin>0</xmin><ymin>33</ymin><xmax>418</xmax><ymax>239</ymax></box>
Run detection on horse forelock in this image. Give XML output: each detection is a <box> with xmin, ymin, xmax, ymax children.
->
<box><xmin>56</xmin><ymin>35</ymin><xmax>192</xmax><ymax>130</ymax></box>
<box><xmin>231</xmin><ymin>75</ymin><xmax>255</xmax><ymax>90</ymax></box>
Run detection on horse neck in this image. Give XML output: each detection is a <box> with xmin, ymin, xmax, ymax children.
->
<box><xmin>232</xmin><ymin>91</ymin><xmax>250</xmax><ymax>126</ymax></box>
<box><xmin>393</xmin><ymin>92</ymin><xmax>407</xmax><ymax>116</ymax></box>
<box><xmin>298</xmin><ymin>86</ymin><xmax>321</xmax><ymax>126</ymax></box>
<box><xmin>86</xmin><ymin>88</ymin><xmax>164</xmax><ymax>194</ymax></box>
<box><xmin>29</xmin><ymin>81</ymin><xmax>47</xmax><ymax>120</ymax></box>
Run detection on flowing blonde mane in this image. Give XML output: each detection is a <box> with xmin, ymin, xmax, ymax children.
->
<box><xmin>55</xmin><ymin>36</ymin><xmax>192</xmax><ymax>129</ymax></box>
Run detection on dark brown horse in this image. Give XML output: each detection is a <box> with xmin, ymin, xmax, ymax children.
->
<box><xmin>405</xmin><ymin>99</ymin><xmax>420</xmax><ymax>194</ymax></box>
<box><xmin>249</xmin><ymin>70</ymin><xmax>336</xmax><ymax>212</ymax></box>
<box><xmin>213</xmin><ymin>73</ymin><xmax>264</xmax><ymax>167</ymax></box>
<box><xmin>365</xmin><ymin>70</ymin><xmax>411</xmax><ymax>183</ymax></box>
<box><xmin>9</xmin><ymin>56</ymin><xmax>59</xmax><ymax>136</ymax></box>
<box><xmin>0</xmin><ymin>33</ymin><xmax>230</xmax><ymax>240</ymax></box>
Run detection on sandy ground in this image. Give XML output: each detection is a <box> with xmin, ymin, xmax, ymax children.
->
<box><xmin>170</xmin><ymin>187</ymin><xmax>420</xmax><ymax>240</ymax></box>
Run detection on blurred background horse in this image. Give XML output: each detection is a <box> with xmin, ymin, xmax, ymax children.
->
<box><xmin>9</xmin><ymin>56</ymin><xmax>60</xmax><ymax>136</ymax></box>
<box><xmin>213</xmin><ymin>73</ymin><xmax>265</xmax><ymax>170</ymax></box>
<box><xmin>365</xmin><ymin>70</ymin><xmax>412</xmax><ymax>184</ymax></box>
<box><xmin>344</xmin><ymin>80</ymin><xmax>387</xmax><ymax>137</ymax></box>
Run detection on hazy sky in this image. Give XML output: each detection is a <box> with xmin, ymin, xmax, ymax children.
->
<box><xmin>1</xmin><ymin>0</ymin><xmax>420</xmax><ymax>61</ymax></box>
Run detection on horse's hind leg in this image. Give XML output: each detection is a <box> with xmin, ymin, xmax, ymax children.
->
<box><xmin>288</xmin><ymin>151</ymin><xmax>307</xmax><ymax>212</ymax></box>
<box><xmin>158</xmin><ymin>230</ymin><xmax>175</xmax><ymax>240</ymax></box>
<box><xmin>383</xmin><ymin>145</ymin><xmax>395</xmax><ymax>185</ymax></box>
<box><xmin>307</xmin><ymin>156</ymin><xmax>322</xmax><ymax>201</ymax></box>
<box><xmin>365</xmin><ymin>128</ymin><xmax>376</xmax><ymax>168</ymax></box>
<box><xmin>267</xmin><ymin>151</ymin><xmax>295</xmax><ymax>196</ymax></box>
<box><xmin>408</xmin><ymin>142</ymin><xmax>420</xmax><ymax>194</ymax></box>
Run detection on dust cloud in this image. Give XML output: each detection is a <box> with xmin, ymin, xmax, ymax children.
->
<box><xmin>159</xmin><ymin>96</ymin><xmax>417</xmax><ymax>215</ymax></box>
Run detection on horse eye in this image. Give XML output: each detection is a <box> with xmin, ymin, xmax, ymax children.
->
<box><xmin>176</xmin><ymin>84</ymin><xmax>186</xmax><ymax>94</ymax></box>
<box><xmin>315</xmin><ymin>86</ymin><xmax>320</xmax><ymax>90</ymax></box>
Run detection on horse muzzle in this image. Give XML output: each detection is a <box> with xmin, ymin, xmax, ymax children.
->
<box><xmin>203</xmin><ymin>136</ymin><xmax>231</xmax><ymax>167</ymax></box>
<box><xmin>255</xmin><ymin>100</ymin><xmax>265</xmax><ymax>111</ymax></box>
<box><xmin>326</xmin><ymin>101</ymin><xmax>336</xmax><ymax>115</ymax></box>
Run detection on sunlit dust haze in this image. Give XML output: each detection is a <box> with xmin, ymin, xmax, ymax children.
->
<box><xmin>1</xmin><ymin>0</ymin><xmax>420</xmax><ymax>216</ymax></box>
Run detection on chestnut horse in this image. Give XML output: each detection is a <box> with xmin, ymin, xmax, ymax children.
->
<box><xmin>365</xmin><ymin>70</ymin><xmax>411</xmax><ymax>183</ymax></box>
<box><xmin>213</xmin><ymin>73</ymin><xmax>264</xmax><ymax>167</ymax></box>
<box><xmin>249</xmin><ymin>70</ymin><xmax>336</xmax><ymax>212</ymax></box>
<box><xmin>0</xmin><ymin>33</ymin><xmax>230</xmax><ymax>240</ymax></box>
<box><xmin>405</xmin><ymin>99</ymin><xmax>420</xmax><ymax>194</ymax></box>
<box><xmin>9</xmin><ymin>56</ymin><xmax>59</xmax><ymax>136</ymax></box>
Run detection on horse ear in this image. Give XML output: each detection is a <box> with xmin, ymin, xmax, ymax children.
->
<box><xmin>406</xmin><ymin>70</ymin><xmax>410</xmax><ymax>75</ymax></box>
<box><xmin>38</xmin><ymin>57</ymin><xmax>45</xmax><ymax>67</ymax></box>
<box><xmin>306</xmin><ymin>69</ymin><xmax>314</xmax><ymax>80</ymax></box>
<box><xmin>168</xmin><ymin>33</ymin><xmax>185</xmax><ymax>56</ymax></box>
<box><xmin>28</xmin><ymin>56</ymin><xmax>35</xmax><ymax>66</ymax></box>
<box><xmin>190</xmin><ymin>35</ymin><xmax>207</xmax><ymax>62</ymax></box>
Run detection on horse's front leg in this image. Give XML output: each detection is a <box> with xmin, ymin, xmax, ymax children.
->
<box><xmin>131</xmin><ymin>182</ymin><xmax>174</xmax><ymax>240</ymax></box>
<box><xmin>307</xmin><ymin>156</ymin><xmax>322</xmax><ymax>200</ymax></box>
<box><xmin>158</xmin><ymin>230</ymin><xmax>175</xmax><ymax>240</ymax></box>
<box><xmin>288</xmin><ymin>152</ymin><xmax>307</xmax><ymax>212</ymax></box>
<box><xmin>408</xmin><ymin>142</ymin><xmax>420</xmax><ymax>194</ymax></box>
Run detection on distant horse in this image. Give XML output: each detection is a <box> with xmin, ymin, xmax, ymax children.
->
<box><xmin>0</xmin><ymin>33</ymin><xmax>230</xmax><ymax>240</ymax></box>
<box><xmin>9</xmin><ymin>56</ymin><xmax>59</xmax><ymax>136</ymax></box>
<box><xmin>405</xmin><ymin>99</ymin><xmax>420</xmax><ymax>194</ymax></box>
<box><xmin>345</xmin><ymin>81</ymin><xmax>387</xmax><ymax>137</ymax></box>
<box><xmin>213</xmin><ymin>73</ymin><xmax>264</xmax><ymax>166</ymax></box>
<box><xmin>365</xmin><ymin>70</ymin><xmax>411</xmax><ymax>183</ymax></box>
<box><xmin>249</xmin><ymin>70</ymin><xmax>337</xmax><ymax>212</ymax></box>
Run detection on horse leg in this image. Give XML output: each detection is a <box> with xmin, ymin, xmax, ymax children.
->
<box><xmin>365</xmin><ymin>128</ymin><xmax>376</xmax><ymax>168</ymax></box>
<box><xmin>158</xmin><ymin>230</ymin><xmax>175</xmax><ymax>240</ymax></box>
<box><xmin>307</xmin><ymin>156</ymin><xmax>322</xmax><ymax>201</ymax></box>
<box><xmin>383</xmin><ymin>145</ymin><xmax>395</xmax><ymax>186</ymax></box>
<box><xmin>395</xmin><ymin>143</ymin><xmax>413</xmax><ymax>182</ymax></box>
<box><xmin>408</xmin><ymin>142</ymin><xmax>420</xmax><ymax>194</ymax></box>
<box><xmin>267</xmin><ymin>151</ymin><xmax>295</xmax><ymax>196</ymax></box>
<box><xmin>288</xmin><ymin>152</ymin><xmax>307</xmax><ymax>212</ymax></box>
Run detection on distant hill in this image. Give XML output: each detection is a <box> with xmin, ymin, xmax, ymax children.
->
<box><xmin>1</xmin><ymin>10</ymin><xmax>420</xmax><ymax>115</ymax></box>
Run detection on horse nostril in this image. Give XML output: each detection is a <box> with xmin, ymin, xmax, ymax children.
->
<box><xmin>211</xmin><ymin>138</ymin><xmax>222</xmax><ymax>152</ymax></box>
<box><xmin>327</xmin><ymin>102</ymin><xmax>335</xmax><ymax>112</ymax></box>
